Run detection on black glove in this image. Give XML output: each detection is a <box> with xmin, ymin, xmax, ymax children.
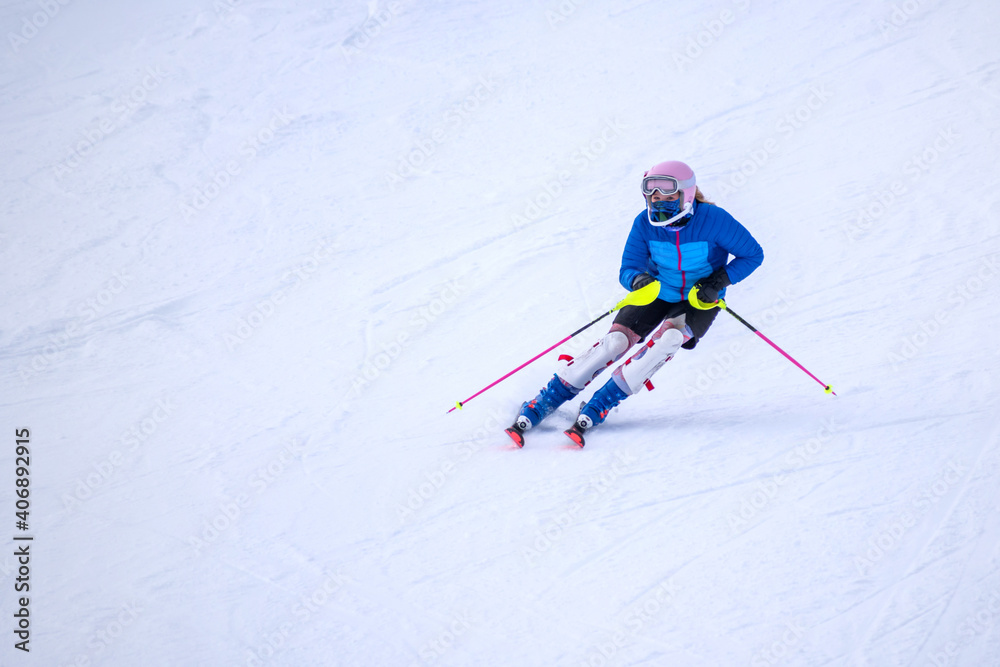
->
<box><xmin>631</xmin><ymin>273</ymin><xmax>655</xmax><ymax>290</ymax></box>
<box><xmin>692</xmin><ymin>266</ymin><xmax>731</xmax><ymax>304</ymax></box>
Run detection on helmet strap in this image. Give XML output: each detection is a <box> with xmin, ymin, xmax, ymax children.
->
<box><xmin>647</xmin><ymin>200</ymin><xmax>694</xmax><ymax>227</ymax></box>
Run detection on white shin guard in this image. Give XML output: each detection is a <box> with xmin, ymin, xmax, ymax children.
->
<box><xmin>557</xmin><ymin>330</ymin><xmax>630</xmax><ymax>390</ymax></box>
<box><xmin>612</xmin><ymin>326</ymin><xmax>685</xmax><ymax>395</ymax></box>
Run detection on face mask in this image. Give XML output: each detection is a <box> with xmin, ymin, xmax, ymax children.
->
<box><xmin>649</xmin><ymin>200</ymin><xmax>680</xmax><ymax>221</ymax></box>
<box><xmin>645</xmin><ymin>198</ymin><xmax>694</xmax><ymax>227</ymax></box>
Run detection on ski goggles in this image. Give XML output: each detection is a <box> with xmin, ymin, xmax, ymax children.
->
<box><xmin>641</xmin><ymin>174</ymin><xmax>696</xmax><ymax>196</ymax></box>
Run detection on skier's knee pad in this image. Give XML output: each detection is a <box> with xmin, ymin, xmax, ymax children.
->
<box><xmin>650</xmin><ymin>315</ymin><xmax>688</xmax><ymax>342</ymax></box>
<box><xmin>609</xmin><ymin>323</ymin><xmax>641</xmax><ymax>347</ymax></box>
<box><xmin>557</xmin><ymin>330</ymin><xmax>631</xmax><ymax>390</ymax></box>
<box><xmin>612</xmin><ymin>327</ymin><xmax>684</xmax><ymax>395</ymax></box>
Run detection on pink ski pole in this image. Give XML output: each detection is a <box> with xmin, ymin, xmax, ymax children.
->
<box><xmin>448</xmin><ymin>281</ymin><xmax>662</xmax><ymax>413</ymax></box>
<box><xmin>718</xmin><ymin>299</ymin><xmax>836</xmax><ymax>395</ymax></box>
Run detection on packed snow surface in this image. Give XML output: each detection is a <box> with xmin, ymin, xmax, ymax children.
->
<box><xmin>2</xmin><ymin>0</ymin><xmax>1000</xmax><ymax>665</ymax></box>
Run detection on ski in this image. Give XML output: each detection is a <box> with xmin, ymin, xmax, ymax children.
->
<box><xmin>505</xmin><ymin>417</ymin><xmax>589</xmax><ymax>448</ymax></box>
<box><xmin>563</xmin><ymin>424</ymin><xmax>586</xmax><ymax>448</ymax></box>
<box><xmin>505</xmin><ymin>421</ymin><xmax>526</xmax><ymax>448</ymax></box>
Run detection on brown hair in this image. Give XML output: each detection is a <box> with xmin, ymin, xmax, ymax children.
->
<box><xmin>694</xmin><ymin>187</ymin><xmax>714</xmax><ymax>205</ymax></box>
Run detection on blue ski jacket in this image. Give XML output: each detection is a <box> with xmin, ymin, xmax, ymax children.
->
<box><xmin>619</xmin><ymin>202</ymin><xmax>764</xmax><ymax>303</ymax></box>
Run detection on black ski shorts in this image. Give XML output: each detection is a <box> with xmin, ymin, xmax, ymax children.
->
<box><xmin>613</xmin><ymin>298</ymin><xmax>719</xmax><ymax>349</ymax></box>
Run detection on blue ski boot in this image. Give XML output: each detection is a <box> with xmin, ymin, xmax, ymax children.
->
<box><xmin>564</xmin><ymin>378</ymin><xmax>629</xmax><ymax>447</ymax></box>
<box><xmin>506</xmin><ymin>375</ymin><xmax>580</xmax><ymax>446</ymax></box>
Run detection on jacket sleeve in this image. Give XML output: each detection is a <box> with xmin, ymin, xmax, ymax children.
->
<box><xmin>718</xmin><ymin>214</ymin><xmax>763</xmax><ymax>284</ymax></box>
<box><xmin>618</xmin><ymin>217</ymin><xmax>650</xmax><ymax>291</ymax></box>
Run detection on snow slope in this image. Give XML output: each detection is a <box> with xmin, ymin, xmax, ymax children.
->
<box><xmin>3</xmin><ymin>0</ymin><xmax>1000</xmax><ymax>665</ymax></box>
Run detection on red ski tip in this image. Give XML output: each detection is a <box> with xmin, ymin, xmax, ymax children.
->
<box><xmin>505</xmin><ymin>427</ymin><xmax>525</xmax><ymax>448</ymax></box>
<box><xmin>563</xmin><ymin>427</ymin><xmax>585</xmax><ymax>448</ymax></box>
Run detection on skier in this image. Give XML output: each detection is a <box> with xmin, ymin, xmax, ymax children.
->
<box><xmin>506</xmin><ymin>160</ymin><xmax>764</xmax><ymax>447</ymax></box>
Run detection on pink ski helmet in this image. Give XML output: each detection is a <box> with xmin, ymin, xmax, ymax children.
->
<box><xmin>641</xmin><ymin>161</ymin><xmax>697</xmax><ymax>226</ymax></box>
